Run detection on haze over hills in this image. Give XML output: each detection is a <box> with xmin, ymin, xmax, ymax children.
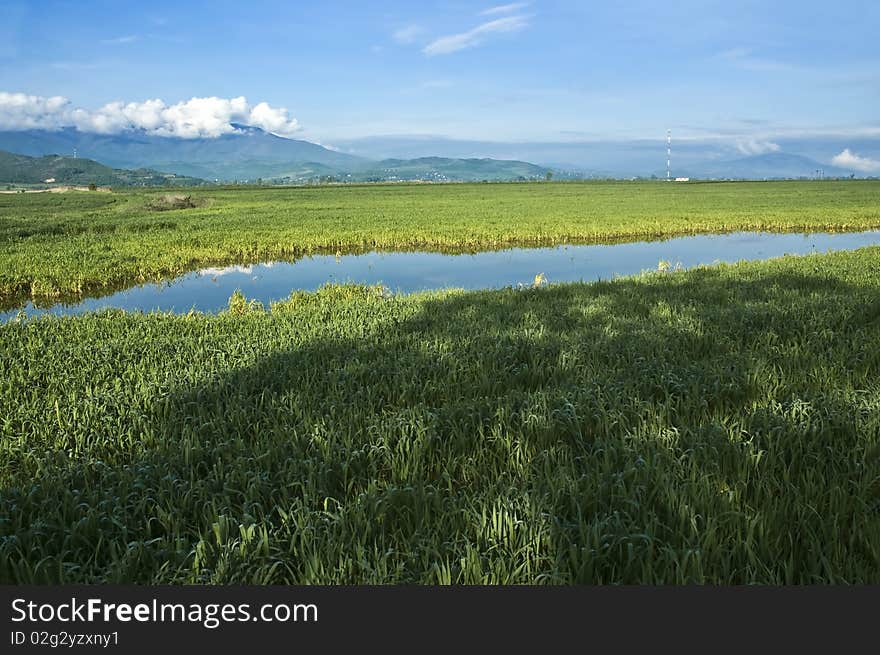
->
<box><xmin>679</xmin><ymin>152</ymin><xmax>857</xmax><ymax>180</ymax></box>
<box><xmin>0</xmin><ymin>125</ymin><xmax>875</xmax><ymax>183</ymax></box>
<box><xmin>0</xmin><ymin>150</ymin><xmax>206</xmax><ymax>187</ymax></box>
<box><xmin>0</xmin><ymin>127</ymin><xmax>552</xmax><ymax>183</ymax></box>
<box><xmin>348</xmin><ymin>157</ymin><xmax>549</xmax><ymax>183</ymax></box>
<box><xmin>335</xmin><ymin>134</ymin><xmax>880</xmax><ymax>180</ymax></box>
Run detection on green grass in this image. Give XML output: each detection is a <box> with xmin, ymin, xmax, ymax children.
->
<box><xmin>2</xmin><ymin>247</ymin><xmax>879</xmax><ymax>583</ymax></box>
<box><xmin>1</xmin><ymin>180</ymin><xmax>879</xmax><ymax>302</ymax></box>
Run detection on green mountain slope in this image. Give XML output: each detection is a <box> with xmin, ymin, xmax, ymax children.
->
<box><xmin>0</xmin><ymin>150</ymin><xmax>206</xmax><ymax>187</ymax></box>
<box><xmin>0</xmin><ymin>126</ymin><xmax>367</xmax><ymax>181</ymax></box>
<box><xmin>0</xmin><ymin>129</ymin><xmax>552</xmax><ymax>182</ymax></box>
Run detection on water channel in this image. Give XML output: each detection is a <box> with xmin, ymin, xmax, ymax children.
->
<box><xmin>4</xmin><ymin>230</ymin><xmax>880</xmax><ymax>322</ymax></box>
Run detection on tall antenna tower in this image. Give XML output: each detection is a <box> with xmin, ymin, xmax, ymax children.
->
<box><xmin>666</xmin><ymin>129</ymin><xmax>671</xmax><ymax>181</ymax></box>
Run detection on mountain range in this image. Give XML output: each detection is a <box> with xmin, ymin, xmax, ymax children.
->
<box><xmin>0</xmin><ymin>125</ymin><xmax>364</xmax><ymax>181</ymax></box>
<box><xmin>678</xmin><ymin>152</ymin><xmax>857</xmax><ymax>180</ymax></box>
<box><xmin>0</xmin><ymin>126</ymin><xmax>874</xmax><ymax>183</ymax></box>
<box><xmin>0</xmin><ymin>126</ymin><xmax>549</xmax><ymax>183</ymax></box>
<box><xmin>335</xmin><ymin>134</ymin><xmax>878</xmax><ymax>180</ymax></box>
<box><xmin>0</xmin><ymin>150</ymin><xmax>206</xmax><ymax>187</ymax></box>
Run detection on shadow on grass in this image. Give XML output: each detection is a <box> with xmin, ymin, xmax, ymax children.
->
<box><xmin>2</xmin><ymin>263</ymin><xmax>879</xmax><ymax>583</ymax></box>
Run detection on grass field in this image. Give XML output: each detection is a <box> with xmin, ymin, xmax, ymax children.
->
<box><xmin>2</xmin><ymin>246</ymin><xmax>879</xmax><ymax>583</ymax></box>
<box><xmin>1</xmin><ymin>180</ymin><xmax>879</xmax><ymax>303</ymax></box>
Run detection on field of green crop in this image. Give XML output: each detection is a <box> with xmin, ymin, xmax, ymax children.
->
<box><xmin>1</xmin><ymin>180</ymin><xmax>879</xmax><ymax>303</ymax></box>
<box><xmin>2</xmin><ymin>247</ymin><xmax>879</xmax><ymax>583</ymax></box>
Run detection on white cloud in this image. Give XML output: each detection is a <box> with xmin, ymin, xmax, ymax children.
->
<box><xmin>736</xmin><ymin>139</ymin><xmax>780</xmax><ymax>155</ymax></box>
<box><xmin>0</xmin><ymin>92</ymin><xmax>301</xmax><ymax>138</ymax></box>
<box><xmin>831</xmin><ymin>148</ymin><xmax>880</xmax><ymax>172</ymax></box>
<box><xmin>393</xmin><ymin>25</ymin><xmax>423</xmax><ymax>44</ymax></box>
<box><xmin>246</xmin><ymin>101</ymin><xmax>300</xmax><ymax>136</ymax></box>
<box><xmin>423</xmin><ymin>15</ymin><xmax>529</xmax><ymax>56</ymax></box>
<box><xmin>0</xmin><ymin>92</ymin><xmax>72</xmax><ymax>130</ymax></box>
<box><xmin>480</xmin><ymin>3</ymin><xmax>528</xmax><ymax>16</ymax></box>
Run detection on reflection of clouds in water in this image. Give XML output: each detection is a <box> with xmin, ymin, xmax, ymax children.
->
<box><xmin>6</xmin><ymin>231</ymin><xmax>880</xmax><ymax>325</ymax></box>
<box><xmin>197</xmin><ymin>262</ymin><xmax>278</xmax><ymax>277</ymax></box>
<box><xmin>199</xmin><ymin>265</ymin><xmax>253</xmax><ymax>277</ymax></box>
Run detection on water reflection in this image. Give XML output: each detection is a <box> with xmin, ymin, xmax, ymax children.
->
<box><xmin>4</xmin><ymin>230</ymin><xmax>880</xmax><ymax>322</ymax></box>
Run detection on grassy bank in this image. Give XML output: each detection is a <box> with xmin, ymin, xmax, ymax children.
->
<box><xmin>1</xmin><ymin>180</ymin><xmax>879</xmax><ymax>302</ymax></box>
<box><xmin>2</xmin><ymin>246</ymin><xmax>878</xmax><ymax>583</ymax></box>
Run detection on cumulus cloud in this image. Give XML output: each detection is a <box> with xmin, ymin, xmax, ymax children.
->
<box><xmin>736</xmin><ymin>139</ymin><xmax>781</xmax><ymax>155</ymax></box>
<box><xmin>0</xmin><ymin>92</ymin><xmax>72</xmax><ymax>130</ymax></box>
<box><xmin>0</xmin><ymin>91</ymin><xmax>301</xmax><ymax>138</ymax></box>
<box><xmin>423</xmin><ymin>15</ymin><xmax>529</xmax><ymax>56</ymax></box>
<box><xmin>831</xmin><ymin>148</ymin><xmax>880</xmax><ymax>172</ymax></box>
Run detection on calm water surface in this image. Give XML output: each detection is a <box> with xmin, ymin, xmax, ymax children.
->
<box><xmin>4</xmin><ymin>230</ymin><xmax>880</xmax><ymax>322</ymax></box>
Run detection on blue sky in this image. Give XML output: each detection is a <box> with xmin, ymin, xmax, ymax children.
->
<box><xmin>1</xmin><ymin>0</ymin><xmax>878</xmax><ymax>154</ymax></box>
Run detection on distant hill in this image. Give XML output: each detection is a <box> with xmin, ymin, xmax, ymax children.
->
<box><xmin>159</xmin><ymin>159</ymin><xmax>344</xmax><ymax>182</ymax></box>
<box><xmin>0</xmin><ymin>150</ymin><xmax>206</xmax><ymax>187</ymax></box>
<box><xmin>0</xmin><ymin>127</ymin><xmax>553</xmax><ymax>183</ymax></box>
<box><xmin>265</xmin><ymin>157</ymin><xmax>549</xmax><ymax>184</ymax></box>
<box><xmin>1</xmin><ymin>127</ymin><xmax>874</xmax><ymax>182</ymax></box>
<box><xmin>0</xmin><ymin>126</ymin><xmax>368</xmax><ymax>181</ymax></box>
<box><xmin>681</xmin><ymin>152</ymin><xmax>857</xmax><ymax>180</ymax></box>
<box><xmin>351</xmin><ymin>157</ymin><xmax>549</xmax><ymax>182</ymax></box>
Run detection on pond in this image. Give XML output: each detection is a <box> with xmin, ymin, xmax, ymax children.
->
<box><xmin>4</xmin><ymin>229</ymin><xmax>880</xmax><ymax>322</ymax></box>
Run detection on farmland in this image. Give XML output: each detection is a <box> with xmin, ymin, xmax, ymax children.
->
<box><xmin>1</xmin><ymin>180</ymin><xmax>879</xmax><ymax>584</ymax></box>
<box><xmin>1</xmin><ymin>180</ymin><xmax>879</xmax><ymax>303</ymax></box>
